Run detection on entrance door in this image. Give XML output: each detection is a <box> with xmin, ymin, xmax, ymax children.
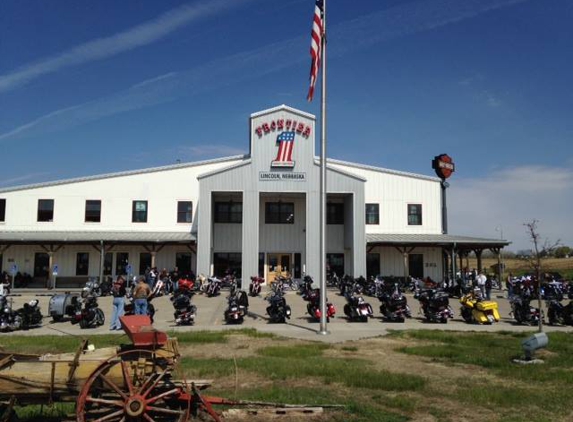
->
<box><xmin>267</xmin><ymin>253</ymin><xmax>291</xmax><ymax>283</ymax></box>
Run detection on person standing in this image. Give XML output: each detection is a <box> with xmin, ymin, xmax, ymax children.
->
<box><xmin>133</xmin><ymin>277</ymin><xmax>152</xmax><ymax>316</ymax></box>
<box><xmin>476</xmin><ymin>271</ymin><xmax>487</xmax><ymax>297</ymax></box>
<box><xmin>109</xmin><ymin>275</ymin><xmax>127</xmax><ymax>330</ymax></box>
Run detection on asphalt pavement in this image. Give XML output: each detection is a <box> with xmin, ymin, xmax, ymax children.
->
<box><xmin>2</xmin><ymin>287</ymin><xmax>572</xmax><ymax>343</ymax></box>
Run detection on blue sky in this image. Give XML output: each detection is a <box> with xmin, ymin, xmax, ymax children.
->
<box><xmin>1</xmin><ymin>0</ymin><xmax>572</xmax><ymax>251</ymax></box>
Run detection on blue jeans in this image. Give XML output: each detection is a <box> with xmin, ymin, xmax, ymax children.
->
<box><xmin>134</xmin><ymin>298</ymin><xmax>148</xmax><ymax>316</ymax></box>
<box><xmin>110</xmin><ymin>296</ymin><xmax>125</xmax><ymax>329</ymax></box>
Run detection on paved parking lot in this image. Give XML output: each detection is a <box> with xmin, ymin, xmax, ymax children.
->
<box><xmin>2</xmin><ymin>287</ymin><xmax>572</xmax><ymax>343</ymax></box>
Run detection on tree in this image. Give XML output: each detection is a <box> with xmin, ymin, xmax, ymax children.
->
<box><xmin>554</xmin><ymin>246</ymin><xmax>572</xmax><ymax>259</ymax></box>
<box><xmin>522</xmin><ymin>220</ymin><xmax>560</xmax><ymax>333</ymax></box>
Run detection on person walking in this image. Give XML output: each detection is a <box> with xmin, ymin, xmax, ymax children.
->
<box><xmin>109</xmin><ymin>275</ymin><xmax>127</xmax><ymax>330</ymax></box>
<box><xmin>133</xmin><ymin>277</ymin><xmax>152</xmax><ymax>316</ymax></box>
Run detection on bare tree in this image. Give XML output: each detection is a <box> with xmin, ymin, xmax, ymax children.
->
<box><xmin>523</xmin><ymin>219</ymin><xmax>561</xmax><ymax>332</ymax></box>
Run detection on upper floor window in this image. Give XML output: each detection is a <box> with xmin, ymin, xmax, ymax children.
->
<box><xmin>214</xmin><ymin>201</ymin><xmax>242</xmax><ymax>223</ymax></box>
<box><xmin>265</xmin><ymin>202</ymin><xmax>294</xmax><ymax>224</ymax></box>
<box><xmin>38</xmin><ymin>199</ymin><xmax>54</xmax><ymax>222</ymax></box>
<box><xmin>0</xmin><ymin>199</ymin><xmax>5</xmax><ymax>222</ymax></box>
<box><xmin>85</xmin><ymin>200</ymin><xmax>101</xmax><ymax>223</ymax></box>
<box><xmin>408</xmin><ymin>204</ymin><xmax>422</xmax><ymax>225</ymax></box>
<box><xmin>365</xmin><ymin>203</ymin><xmax>379</xmax><ymax>225</ymax></box>
<box><xmin>177</xmin><ymin>201</ymin><xmax>193</xmax><ymax>223</ymax></box>
<box><xmin>327</xmin><ymin>203</ymin><xmax>344</xmax><ymax>224</ymax></box>
<box><xmin>132</xmin><ymin>200</ymin><xmax>148</xmax><ymax>223</ymax></box>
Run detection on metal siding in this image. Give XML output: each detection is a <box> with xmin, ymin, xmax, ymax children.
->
<box><xmin>374</xmin><ymin>246</ymin><xmax>443</xmax><ymax>280</ymax></box>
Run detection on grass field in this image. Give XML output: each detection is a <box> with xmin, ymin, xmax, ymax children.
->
<box><xmin>466</xmin><ymin>257</ymin><xmax>573</xmax><ymax>280</ymax></box>
<box><xmin>3</xmin><ymin>328</ymin><xmax>573</xmax><ymax>422</ymax></box>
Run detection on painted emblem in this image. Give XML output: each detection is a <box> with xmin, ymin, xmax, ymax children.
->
<box><xmin>432</xmin><ymin>154</ymin><xmax>455</xmax><ymax>179</ymax></box>
<box><xmin>271</xmin><ymin>131</ymin><xmax>295</xmax><ymax>168</ymax></box>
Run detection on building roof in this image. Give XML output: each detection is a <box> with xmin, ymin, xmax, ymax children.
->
<box><xmin>0</xmin><ymin>155</ymin><xmax>246</xmax><ymax>193</ymax></box>
<box><xmin>0</xmin><ymin>231</ymin><xmax>195</xmax><ymax>244</ymax></box>
<box><xmin>366</xmin><ymin>233</ymin><xmax>510</xmax><ymax>249</ymax></box>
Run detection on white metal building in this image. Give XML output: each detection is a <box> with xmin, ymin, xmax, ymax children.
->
<box><xmin>0</xmin><ymin>105</ymin><xmax>507</xmax><ymax>288</ymax></box>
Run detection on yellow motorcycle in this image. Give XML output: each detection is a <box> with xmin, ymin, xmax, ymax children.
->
<box><xmin>460</xmin><ymin>289</ymin><xmax>500</xmax><ymax>324</ymax></box>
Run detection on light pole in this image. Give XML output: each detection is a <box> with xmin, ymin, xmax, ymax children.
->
<box><xmin>496</xmin><ymin>226</ymin><xmax>504</xmax><ymax>290</ymax></box>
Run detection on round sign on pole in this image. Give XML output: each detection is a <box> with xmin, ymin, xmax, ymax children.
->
<box><xmin>432</xmin><ymin>154</ymin><xmax>455</xmax><ymax>180</ymax></box>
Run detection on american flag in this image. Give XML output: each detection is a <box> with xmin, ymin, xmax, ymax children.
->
<box><xmin>307</xmin><ymin>0</ymin><xmax>324</xmax><ymax>102</ymax></box>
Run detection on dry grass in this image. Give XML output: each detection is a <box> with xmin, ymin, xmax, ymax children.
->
<box><xmin>465</xmin><ymin>257</ymin><xmax>573</xmax><ymax>278</ymax></box>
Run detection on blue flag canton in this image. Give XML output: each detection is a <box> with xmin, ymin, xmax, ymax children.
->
<box><xmin>277</xmin><ymin>131</ymin><xmax>295</xmax><ymax>142</ymax></box>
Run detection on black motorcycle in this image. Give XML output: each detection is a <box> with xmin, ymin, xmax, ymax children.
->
<box><xmin>509</xmin><ymin>286</ymin><xmax>540</xmax><ymax>325</ymax></box>
<box><xmin>83</xmin><ymin>276</ymin><xmax>112</xmax><ymax>297</ymax></box>
<box><xmin>72</xmin><ymin>295</ymin><xmax>105</xmax><ymax>329</ymax></box>
<box><xmin>414</xmin><ymin>288</ymin><xmax>454</xmax><ymax>323</ymax></box>
<box><xmin>343</xmin><ymin>291</ymin><xmax>373</xmax><ymax>322</ymax></box>
<box><xmin>377</xmin><ymin>283</ymin><xmax>412</xmax><ymax>322</ymax></box>
<box><xmin>172</xmin><ymin>290</ymin><xmax>197</xmax><ymax>325</ymax></box>
<box><xmin>224</xmin><ymin>287</ymin><xmax>249</xmax><ymax>324</ymax></box>
<box><xmin>0</xmin><ymin>295</ymin><xmax>21</xmax><ymax>332</ymax></box>
<box><xmin>124</xmin><ymin>287</ymin><xmax>156</xmax><ymax>323</ymax></box>
<box><xmin>266</xmin><ymin>289</ymin><xmax>291</xmax><ymax>323</ymax></box>
<box><xmin>547</xmin><ymin>299</ymin><xmax>573</xmax><ymax>326</ymax></box>
<box><xmin>15</xmin><ymin>299</ymin><xmax>43</xmax><ymax>330</ymax></box>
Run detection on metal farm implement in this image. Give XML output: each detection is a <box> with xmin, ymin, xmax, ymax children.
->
<box><xmin>0</xmin><ymin>315</ymin><xmax>235</xmax><ymax>422</ymax></box>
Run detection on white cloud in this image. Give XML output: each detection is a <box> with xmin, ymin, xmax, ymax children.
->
<box><xmin>0</xmin><ymin>0</ymin><xmax>253</xmax><ymax>93</ymax></box>
<box><xmin>0</xmin><ymin>0</ymin><xmax>529</xmax><ymax>141</ymax></box>
<box><xmin>178</xmin><ymin>145</ymin><xmax>246</xmax><ymax>158</ymax></box>
<box><xmin>449</xmin><ymin>165</ymin><xmax>573</xmax><ymax>251</ymax></box>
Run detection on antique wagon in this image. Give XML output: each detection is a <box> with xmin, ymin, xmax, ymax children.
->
<box><xmin>0</xmin><ymin>315</ymin><xmax>226</xmax><ymax>422</ymax></box>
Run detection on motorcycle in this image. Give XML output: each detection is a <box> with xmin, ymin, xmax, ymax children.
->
<box><xmin>547</xmin><ymin>299</ymin><xmax>573</xmax><ymax>326</ymax></box>
<box><xmin>343</xmin><ymin>291</ymin><xmax>373</xmax><ymax>322</ymax></box>
<box><xmin>204</xmin><ymin>277</ymin><xmax>221</xmax><ymax>297</ymax></box>
<box><xmin>14</xmin><ymin>299</ymin><xmax>43</xmax><ymax>330</ymax></box>
<box><xmin>124</xmin><ymin>285</ymin><xmax>156</xmax><ymax>323</ymax></box>
<box><xmin>49</xmin><ymin>293</ymin><xmax>82</xmax><ymax>322</ymax></box>
<box><xmin>83</xmin><ymin>276</ymin><xmax>112</xmax><ymax>297</ymax></box>
<box><xmin>377</xmin><ymin>283</ymin><xmax>412</xmax><ymax>322</ymax></box>
<box><xmin>223</xmin><ymin>287</ymin><xmax>249</xmax><ymax>324</ymax></box>
<box><xmin>72</xmin><ymin>294</ymin><xmax>105</xmax><ymax>329</ymax></box>
<box><xmin>414</xmin><ymin>288</ymin><xmax>454</xmax><ymax>323</ymax></box>
<box><xmin>172</xmin><ymin>290</ymin><xmax>197</xmax><ymax>325</ymax></box>
<box><xmin>509</xmin><ymin>285</ymin><xmax>540</xmax><ymax>325</ymax></box>
<box><xmin>459</xmin><ymin>289</ymin><xmax>500</xmax><ymax>324</ymax></box>
<box><xmin>265</xmin><ymin>288</ymin><xmax>291</xmax><ymax>323</ymax></box>
<box><xmin>249</xmin><ymin>276</ymin><xmax>263</xmax><ymax>297</ymax></box>
<box><xmin>0</xmin><ymin>295</ymin><xmax>22</xmax><ymax>332</ymax></box>
<box><xmin>304</xmin><ymin>288</ymin><xmax>336</xmax><ymax>322</ymax></box>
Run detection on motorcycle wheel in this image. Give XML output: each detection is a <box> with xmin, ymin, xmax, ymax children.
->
<box><xmin>95</xmin><ymin>308</ymin><xmax>105</xmax><ymax>326</ymax></box>
<box><xmin>360</xmin><ymin>315</ymin><xmax>368</xmax><ymax>323</ymax></box>
<box><xmin>79</xmin><ymin>317</ymin><xmax>89</xmax><ymax>329</ymax></box>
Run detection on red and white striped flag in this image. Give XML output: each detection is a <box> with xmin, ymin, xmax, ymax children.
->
<box><xmin>307</xmin><ymin>0</ymin><xmax>324</xmax><ymax>102</ymax></box>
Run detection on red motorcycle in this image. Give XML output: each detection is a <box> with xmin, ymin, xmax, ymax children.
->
<box><xmin>304</xmin><ymin>288</ymin><xmax>336</xmax><ymax>322</ymax></box>
<box><xmin>249</xmin><ymin>276</ymin><xmax>263</xmax><ymax>297</ymax></box>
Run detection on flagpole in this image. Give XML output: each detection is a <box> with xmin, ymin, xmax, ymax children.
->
<box><xmin>318</xmin><ymin>0</ymin><xmax>328</xmax><ymax>335</ymax></box>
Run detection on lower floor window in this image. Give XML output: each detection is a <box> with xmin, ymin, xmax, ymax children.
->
<box><xmin>326</xmin><ymin>253</ymin><xmax>344</xmax><ymax>278</ymax></box>
<box><xmin>76</xmin><ymin>252</ymin><xmax>89</xmax><ymax>276</ymax></box>
<box><xmin>213</xmin><ymin>252</ymin><xmax>242</xmax><ymax>278</ymax></box>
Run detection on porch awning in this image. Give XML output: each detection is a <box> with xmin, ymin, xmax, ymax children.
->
<box><xmin>0</xmin><ymin>231</ymin><xmax>196</xmax><ymax>244</ymax></box>
<box><xmin>366</xmin><ymin>233</ymin><xmax>510</xmax><ymax>250</ymax></box>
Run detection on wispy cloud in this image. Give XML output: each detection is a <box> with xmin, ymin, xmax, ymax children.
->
<box><xmin>0</xmin><ymin>172</ymin><xmax>52</xmax><ymax>187</ymax></box>
<box><xmin>178</xmin><ymin>145</ymin><xmax>246</xmax><ymax>158</ymax></box>
<box><xmin>449</xmin><ymin>166</ymin><xmax>573</xmax><ymax>251</ymax></box>
<box><xmin>0</xmin><ymin>0</ymin><xmax>253</xmax><ymax>93</ymax></box>
<box><xmin>0</xmin><ymin>0</ymin><xmax>528</xmax><ymax>142</ymax></box>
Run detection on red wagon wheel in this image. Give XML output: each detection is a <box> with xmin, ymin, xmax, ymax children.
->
<box><xmin>77</xmin><ymin>349</ymin><xmax>190</xmax><ymax>422</ymax></box>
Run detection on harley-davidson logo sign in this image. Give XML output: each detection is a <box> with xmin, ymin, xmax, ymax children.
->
<box><xmin>432</xmin><ymin>154</ymin><xmax>455</xmax><ymax>179</ymax></box>
<box><xmin>271</xmin><ymin>131</ymin><xmax>295</xmax><ymax>168</ymax></box>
